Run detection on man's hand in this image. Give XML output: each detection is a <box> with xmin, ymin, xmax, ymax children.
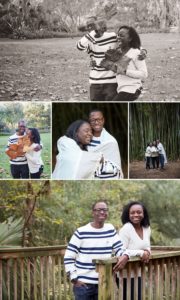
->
<box><xmin>72</xmin><ymin>279</ymin><xmax>87</xmax><ymax>287</ymax></box>
<box><xmin>34</xmin><ymin>144</ymin><xmax>41</xmax><ymax>152</ymax></box>
<box><xmin>113</xmin><ymin>255</ymin><xmax>129</xmax><ymax>273</ymax></box>
<box><xmin>100</xmin><ymin>59</ymin><xmax>117</xmax><ymax>72</ymax></box>
<box><xmin>138</xmin><ymin>48</ymin><xmax>147</xmax><ymax>60</ymax></box>
<box><xmin>116</xmin><ymin>56</ymin><xmax>131</xmax><ymax>74</ymax></box>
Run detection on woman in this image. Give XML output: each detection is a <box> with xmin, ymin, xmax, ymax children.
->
<box><xmin>118</xmin><ymin>201</ymin><xmax>151</xmax><ymax>300</ymax></box>
<box><xmin>112</xmin><ymin>26</ymin><xmax>148</xmax><ymax>101</ymax></box>
<box><xmin>52</xmin><ymin>120</ymin><xmax>121</xmax><ymax>180</ymax></box>
<box><xmin>145</xmin><ymin>143</ymin><xmax>151</xmax><ymax>169</ymax></box>
<box><xmin>24</xmin><ymin>128</ymin><xmax>43</xmax><ymax>179</ymax></box>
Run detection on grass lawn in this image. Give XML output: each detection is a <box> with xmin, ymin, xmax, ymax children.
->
<box><xmin>0</xmin><ymin>132</ymin><xmax>51</xmax><ymax>179</ymax></box>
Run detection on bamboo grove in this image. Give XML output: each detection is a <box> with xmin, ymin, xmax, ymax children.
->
<box><xmin>129</xmin><ymin>103</ymin><xmax>180</xmax><ymax>161</ymax></box>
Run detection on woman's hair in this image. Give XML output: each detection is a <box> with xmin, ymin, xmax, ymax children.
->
<box><xmin>65</xmin><ymin>120</ymin><xmax>89</xmax><ymax>151</ymax></box>
<box><xmin>121</xmin><ymin>201</ymin><xmax>150</xmax><ymax>227</ymax></box>
<box><xmin>118</xmin><ymin>26</ymin><xmax>141</xmax><ymax>49</ymax></box>
<box><xmin>28</xmin><ymin>128</ymin><xmax>40</xmax><ymax>144</ymax></box>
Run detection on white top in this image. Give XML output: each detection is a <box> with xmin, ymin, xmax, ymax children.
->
<box><xmin>118</xmin><ymin>222</ymin><xmax>151</xmax><ymax>257</ymax></box>
<box><xmin>25</xmin><ymin>143</ymin><xmax>43</xmax><ymax>174</ymax></box>
<box><xmin>157</xmin><ymin>142</ymin><xmax>167</xmax><ymax>163</ymax></box>
<box><xmin>145</xmin><ymin>146</ymin><xmax>151</xmax><ymax>157</ymax></box>
<box><xmin>64</xmin><ymin>223</ymin><xmax>127</xmax><ymax>284</ymax></box>
<box><xmin>116</xmin><ymin>48</ymin><xmax>148</xmax><ymax>94</ymax></box>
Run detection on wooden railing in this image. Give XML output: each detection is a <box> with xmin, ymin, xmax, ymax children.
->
<box><xmin>0</xmin><ymin>245</ymin><xmax>73</xmax><ymax>300</ymax></box>
<box><xmin>0</xmin><ymin>246</ymin><xmax>180</xmax><ymax>300</ymax></box>
<box><xmin>94</xmin><ymin>246</ymin><xmax>180</xmax><ymax>300</ymax></box>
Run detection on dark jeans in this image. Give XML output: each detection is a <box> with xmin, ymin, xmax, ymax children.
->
<box><xmin>73</xmin><ymin>284</ymin><xmax>98</xmax><ymax>300</ymax></box>
<box><xmin>152</xmin><ymin>156</ymin><xmax>159</xmax><ymax>169</ymax></box>
<box><xmin>10</xmin><ymin>164</ymin><xmax>29</xmax><ymax>179</ymax></box>
<box><xmin>112</xmin><ymin>89</ymin><xmax>141</xmax><ymax>101</ymax></box>
<box><xmin>123</xmin><ymin>277</ymin><xmax>142</xmax><ymax>300</ymax></box>
<box><xmin>90</xmin><ymin>83</ymin><xmax>117</xmax><ymax>101</ymax></box>
<box><xmin>30</xmin><ymin>165</ymin><xmax>44</xmax><ymax>179</ymax></box>
<box><xmin>159</xmin><ymin>154</ymin><xmax>165</xmax><ymax>169</ymax></box>
<box><xmin>146</xmin><ymin>157</ymin><xmax>151</xmax><ymax>169</ymax></box>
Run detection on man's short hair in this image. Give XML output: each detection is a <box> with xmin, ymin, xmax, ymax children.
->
<box><xmin>92</xmin><ymin>200</ymin><xmax>108</xmax><ymax>210</ymax></box>
<box><xmin>89</xmin><ymin>109</ymin><xmax>104</xmax><ymax>118</ymax></box>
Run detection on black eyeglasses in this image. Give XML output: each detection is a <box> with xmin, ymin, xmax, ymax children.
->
<box><xmin>93</xmin><ymin>208</ymin><xmax>109</xmax><ymax>212</ymax></box>
<box><xmin>89</xmin><ymin>118</ymin><xmax>103</xmax><ymax>124</ymax></box>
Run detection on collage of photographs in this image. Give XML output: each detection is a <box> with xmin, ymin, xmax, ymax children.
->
<box><xmin>0</xmin><ymin>0</ymin><xmax>180</xmax><ymax>299</ymax></box>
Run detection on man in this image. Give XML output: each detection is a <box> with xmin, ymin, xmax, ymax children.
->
<box><xmin>156</xmin><ymin>139</ymin><xmax>167</xmax><ymax>170</ymax></box>
<box><xmin>77</xmin><ymin>18</ymin><xmax>146</xmax><ymax>101</ymax></box>
<box><xmin>77</xmin><ymin>18</ymin><xmax>118</xmax><ymax>101</ymax></box>
<box><xmin>5</xmin><ymin>120</ymin><xmax>41</xmax><ymax>179</ymax></box>
<box><xmin>87</xmin><ymin>109</ymin><xmax>124</xmax><ymax>178</ymax></box>
<box><xmin>64</xmin><ymin>200</ymin><xmax>129</xmax><ymax>299</ymax></box>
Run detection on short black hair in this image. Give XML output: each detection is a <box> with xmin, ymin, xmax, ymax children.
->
<box><xmin>65</xmin><ymin>120</ymin><xmax>89</xmax><ymax>151</ymax></box>
<box><xmin>28</xmin><ymin>128</ymin><xmax>41</xmax><ymax>144</ymax></box>
<box><xmin>121</xmin><ymin>201</ymin><xmax>150</xmax><ymax>227</ymax></box>
<box><xmin>92</xmin><ymin>200</ymin><xmax>108</xmax><ymax>210</ymax></box>
<box><xmin>117</xmin><ymin>26</ymin><xmax>141</xmax><ymax>49</ymax></box>
<box><xmin>89</xmin><ymin>109</ymin><xmax>104</xmax><ymax>118</ymax></box>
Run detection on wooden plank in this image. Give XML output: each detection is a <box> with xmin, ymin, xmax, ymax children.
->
<box><xmin>148</xmin><ymin>260</ymin><xmax>153</xmax><ymax>300</ymax></box>
<box><xmin>52</xmin><ymin>256</ymin><xmax>56</xmax><ymax>299</ymax></box>
<box><xmin>126</xmin><ymin>262</ymin><xmax>131</xmax><ymax>300</ymax></box>
<box><xmin>13</xmin><ymin>259</ymin><xmax>17</xmax><ymax>300</ymax></box>
<box><xmin>20</xmin><ymin>258</ymin><xmax>24</xmax><ymax>300</ymax></box>
<box><xmin>46</xmin><ymin>256</ymin><xmax>50</xmax><ymax>300</ymax></box>
<box><xmin>33</xmin><ymin>258</ymin><xmax>37</xmax><ymax>300</ymax></box>
<box><xmin>6</xmin><ymin>259</ymin><xmax>10</xmax><ymax>300</ymax></box>
<box><xmin>40</xmin><ymin>257</ymin><xmax>44</xmax><ymax>300</ymax></box>
<box><xmin>0</xmin><ymin>260</ymin><xmax>2</xmax><ymax>300</ymax></box>
<box><xmin>98</xmin><ymin>263</ymin><xmax>114</xmax><ymax>300</ymax></box>
<box><xmin>27</xmin><ymin>259</ymin><xmax>31</xmax><ymax>300</ymax></box>
<box><xmin>57</xmin><ymin>256</ymin><xmax>61</xmax><ymax>300</ymax></box>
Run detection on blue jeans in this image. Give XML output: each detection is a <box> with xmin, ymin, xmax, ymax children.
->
<box><xmin>73</xmin><ymin>284</ymin><xmax>98</xmax><ymax>300</ymax></box>
<box><xmin>159</xmin><ymin>154</ymin><xmax>165</xmax><ymax>169</ymax></box>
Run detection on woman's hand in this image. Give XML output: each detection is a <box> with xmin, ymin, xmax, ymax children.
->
<box><xmin>141</xmin><ymin>250</ymin><xmax>150</xmax><ymax>263</ymax></box>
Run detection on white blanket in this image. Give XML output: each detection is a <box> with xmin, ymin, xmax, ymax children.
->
<box><xmin>52</xmin><ymin>136</ymin><xmax>101</xmax><ymax>179</ymax></box>
<box><xmin>88</xmin><ymin>128</ymin><xmax>123</xmax><ymax>178</ymax></box>
<box><xmin>52</xmin><ymin>135</ymin><xmax>123</xmax><ymax>180</ymax></box>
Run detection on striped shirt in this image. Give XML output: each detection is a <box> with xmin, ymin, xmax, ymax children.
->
<box><xmin>64</xmin><ymin>223</ymin><xmax>125</xmax><ymax>284</ymax></box>
<box><xmin>77</xmin><ymin>31</ymin><xmax>117</xmax><ymax>84</ymax></box>
<box><xmin>6</xmin><ymin>133</ymin><xmax>28</xmax><ymax>165</ymax></box>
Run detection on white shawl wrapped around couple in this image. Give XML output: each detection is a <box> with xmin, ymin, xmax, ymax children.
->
<box><xmin>52</xmin><ymin>120</ymin><xmax>123</xmax><ymax>180</ymax></box>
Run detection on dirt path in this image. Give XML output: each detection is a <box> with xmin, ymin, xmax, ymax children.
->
<box><xmin>129</xmin><ymin>161</ymin><xmax>180</xmax><ymax>179</ymax></box>
<box><xmin>0</xmin><ymin>33</ymin><xmax>180</xmax><ymax>101</ymax></box>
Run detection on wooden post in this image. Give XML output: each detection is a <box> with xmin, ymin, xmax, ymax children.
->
<box><xmin>94</xmin><ymin>258</ymin><xmax>117</xmax><ymax>300</ymax></box>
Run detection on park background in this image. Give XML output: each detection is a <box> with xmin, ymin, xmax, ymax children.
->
<box><xmin>0</xmin><ymin>102</ymin><xmax>51</xmax><ymax>179</ymax></box>
<box><xmin>129</xmin><ymin>102</ymin><xmax>180</xmax><ymax>179</ymax></box>
<box><xmin>0</xmin><ymin>0</ymin><xmax>180</xmax><ymax>101</ymax></box>
<box><xmin>0</xmin><ymin>179</ymin><xmax>180</xmax><ymax>247</ymax></box>
<box><xmin>52</xmin><ymin>102</ymin><xmax>128</xmax><ymax>177</ymax></box>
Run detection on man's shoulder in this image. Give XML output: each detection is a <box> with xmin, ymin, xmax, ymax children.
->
<box><xmin>101</xmin><ymin>128</ymin><xmax>118</xmax><ymax>143</ymax></box>
<box><xmin>8</xmin><ymin>132</ymin><xmax>18</xmax><ymax>140</ymax></box>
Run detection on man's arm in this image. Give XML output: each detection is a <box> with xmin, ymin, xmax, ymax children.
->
<box><xmin>64</xmin><ymin>230</ymin><xmax>81</xmax><ymax>281</ymax></box>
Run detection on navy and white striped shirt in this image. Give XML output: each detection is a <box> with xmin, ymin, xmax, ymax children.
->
<box><xmin>77</xmin><ymin>31</ymin><xmax>117</xmax><ymax>84</ymax></box>
<box><xmin>64</xmin><ymin>223</ymin><xmax>125</xmax><ymax>284</ymax></box>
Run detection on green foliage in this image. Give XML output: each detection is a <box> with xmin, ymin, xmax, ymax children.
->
<box><xmin>129</xmin><ymin>103</ymin><xmax>180</xmax><ymax>161</ymax></box>
<box><xmin>0</xmin><ymin>217</ymin><xmax>24</xmax><ymax>247</ymax></box>
<box><xmin>0</xmin><ymin>180</ymin><xmax>180</xmax><ymax>247</ymax></box>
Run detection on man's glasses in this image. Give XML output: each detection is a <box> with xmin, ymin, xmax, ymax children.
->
<box><xmin>93</xmin><ymin>208</ymin><xmax>109</xmax><ymax>212</ymax></box>
<box><xmin>89</xmin><ymin>118</ymin><xmax>103</xmax><ymax>124</ymax></box>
